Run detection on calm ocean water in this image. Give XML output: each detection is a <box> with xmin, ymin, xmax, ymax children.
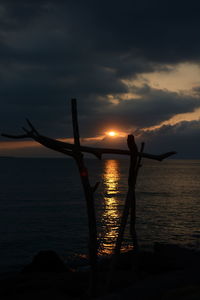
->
<box><xmin>0</xmin><ymin>157</ymin><xmax>200</xmax><ymax>273</ymax></box>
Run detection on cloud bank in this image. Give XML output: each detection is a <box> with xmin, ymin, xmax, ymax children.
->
<box><xmin>0</xmin><ymin>0</ymin><xmax>200</xmax><ymax>157</ymax></box>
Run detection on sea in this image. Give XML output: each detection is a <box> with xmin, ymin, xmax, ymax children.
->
<box><xmin>0</xmin><ymin>157</ymin><xmax>200</xmax><ymax>273</ymax></box>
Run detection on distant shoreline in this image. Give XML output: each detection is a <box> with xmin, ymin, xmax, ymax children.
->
<box><xmin>0</xmin><ymin>156</ymin><xmax>200</xmax><ymax>160</ymax></box>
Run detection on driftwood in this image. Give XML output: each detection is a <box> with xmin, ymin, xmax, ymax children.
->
<box><xmin>2</xmin><ymin>100</ymin><xmax>99</xmax><ymax>296</ymax></box>
<box><xmin>106</xmin><ymin>135</ymin><xmax>139</xmax><ymax>289</ymax></box>
<box><xmin>1</xmin><ymin>99</ymin><xmax>177</xmax><ymax>296</ymax></box>
<box><xmin>1</xmin><ymin>132</ymin><xmax>176</xmax><ymax>162</ymax></box>
<box><xmin>71</xmin><ymin>99</ymin><xmax>98</xmax><ymax>295</ymax></box>
<box><xmin>129</xmin><ymin>141</ymin><xmax>145</xmax><ymax>249</ymax></box>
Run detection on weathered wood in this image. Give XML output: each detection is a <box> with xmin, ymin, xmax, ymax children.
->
<box><xmin>1</xmin><ymin>100</ymin><xmax>177</xmax><ymax>298</ymax></box>
<box><xmin>71</xmin><ymin>99</ymin><xmax>81</xmax><ymax>148</ymax></box>
<box><xmin>92</xmin><ymin>182</ymin><xmax>100</xmax><ymax>194</ymax></box>
<box><xmin>106</xmin><ymin>135</ymin><xmax>138</xmax><ymax>290</ymax></box>
<box><xmin>32</xmin><ymin>136</ymin><xmax>74</xmax><ymax>157</ymax></box>
<box><xmin>127</xmin><ymin>135</ymin><xmax>138</xmax><ymax>186</ymax></box>
<box><xmin>26</xmin><ymin>118</ymin><xmax>39</xmax><ymax>135</ymax></box>
<box><xmin>135</xmin><ymin>142</ymin><xmax>145</xmax><ymax>181</ymax></box>
<box><xmin>106</xmin><ymin>188</ymin><xmax>131</xmax><ymax>290</ymax></box>
<box><xmin>129</xmin><ymin>141</ymin><xmax>145</xmax><ymax>250</ymax></box>
<box><xmin>2</xmin><ymin>133</ymin><xmax>29</xmax><ymax>139</ymax></box>
<box><xmin>24</xmin><ymin>130</ymin><xmax>74</xmax><ymax>157</ymax></box>
<box><xmin>71</xmin><ymin>99</ymin><xmax>98</xmax><ymax>296</ymax></box>
<box><xmin>128</xmin><ymin>136</ymin><xmax>138</xmax><ymax>251</ymax></box>
<box><xmin>1</xmin><ymin>131</ymin><xmax>176</xmax><ymax>161</ymax></box>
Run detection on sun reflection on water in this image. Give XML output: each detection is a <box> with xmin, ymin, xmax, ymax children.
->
<box><xmin>99</xmin><ymin>159</ymin><xmax>121</xmax><ymax>255</ymax></box>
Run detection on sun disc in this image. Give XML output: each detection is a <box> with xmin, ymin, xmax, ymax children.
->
<box><xmin>108</xmin><ymin>131</ymin><xmax>116</xmax><ymax>137</ymax></box>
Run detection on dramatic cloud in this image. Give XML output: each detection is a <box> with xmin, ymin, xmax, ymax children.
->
<box><xmin>139</xmin><ymin>120</ymin><xmax>200</xmax><ymax>159</ymax></box>
<box><xmin>0</xmin><ymin>0</ymin><xmax>200</xmax><ymax>157</ymax></box>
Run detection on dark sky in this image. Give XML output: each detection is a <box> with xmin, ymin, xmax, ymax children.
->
<box><xmin>0</xmin><ymin>0</ymin><xmax>200</xmax><ymax>158</ymax></box>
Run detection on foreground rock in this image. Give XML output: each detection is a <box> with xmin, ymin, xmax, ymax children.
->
<box><xmin>100</xmin><ymin>244</ymin><xmax>200</xmax><ymax>300</ymax></box>
<box><xmin>0</xmin><ymin>250</ymin><xmax>88</xmax><ymax>300</ymax></box>
<box><xmin>0</xmin><ymin>244</ymin><xmax>199</xmax><ymax>299</ymax></box>
<box><xmin>22</xmin><ymin>250</ymin><xmax>70</xmax><ymax>273</ymax></box>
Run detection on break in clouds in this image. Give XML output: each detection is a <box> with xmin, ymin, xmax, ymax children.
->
<box><xmin>0</xmin><ymin>0</ymin><xmax>200</xmax><ymax>157</ymax></box>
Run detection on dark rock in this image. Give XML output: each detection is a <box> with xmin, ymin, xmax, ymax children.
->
<box><xmin>22</xmin><ymin>250</ymin><xmax>70</xmax><ymax>273</ymax></box>
<box><xmin>154</xmin><ymin>243</ymin><xmax>200</xmax><ymax>269</ymax></box>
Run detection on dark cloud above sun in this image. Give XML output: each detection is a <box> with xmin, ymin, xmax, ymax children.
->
<box><xmin>0</xmin><ymin>0</ymin><xmax>200</xmax><ymax>157</ymax></box>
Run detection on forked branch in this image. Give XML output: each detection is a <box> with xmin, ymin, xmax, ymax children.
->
<box><xmin>1</xmin><ymin>120</ymin><xmax>176</xmax><ymax>161</ymax></box>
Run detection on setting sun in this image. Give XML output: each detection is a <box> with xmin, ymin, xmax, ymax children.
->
<box><xmin>105</xmin><ymin>130</ymin><xmax>127</xmax><ymax>138</ymax></box>
<box><xmin>107</xmin><ymin>131</ymin><xmax>117</xmax><ymax>137</ymax></box>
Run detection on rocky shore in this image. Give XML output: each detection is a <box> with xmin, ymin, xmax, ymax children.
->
<box><xmin>0</xmin><ymin>244</ymin><xmax>200</xmax><ymax>299</ymax></box>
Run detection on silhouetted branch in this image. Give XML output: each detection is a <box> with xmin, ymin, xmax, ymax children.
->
<box><xmin>71</xmin><ymin>99</ymin><xmax>98</xmax><ymax>296</ymax></box>
<box><xmin>33</xmin><ymin>135</ymin><xmax>74</xmax><ymax>157</ymax></box>
<box><xmin>91</xmin><ymin>182</ymin><xmax>100</xmax><ymax>194</ymax></box>
<box><xmin>135</xmin><ymin>142</ymin><xmax>145</xmax><ymax>182</ymax></box>
<box><xmin>106</xmin><ymin>135</ymin><xmax>139</xmax><ymax>290</ymax></box>
<box><xmin>1</xmin><ymin>129</ymin><xmax>176</xmax><ymax>161</ymax></box>
<box><xmin>1</xmin><ymin>99</ymin><xmax>177</xmax><ymax>298</ymax></box>
<box><xmin>26</xmin><ymin>118</ymin><xmax>39</xmax><ymax>135</ymax></box>
<box><xmin>71</xmin><ymin>99</ymin><xmax>80</xmax><ymax>148</ymax></box>
<box><xmin>130</xmin><ymin>141</ymin><xmax>145</xmax><ymax>250</ymax></box>
<box><xmin>2</xmin><ymin>133</ymin><xmax>29</xmax><ymax>139</ymax></box>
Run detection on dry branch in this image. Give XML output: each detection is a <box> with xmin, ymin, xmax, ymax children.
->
<box><xmin>1</xmin><ymin>130</ymin><xmax>176</xmax><ymax>161</ymax></box>
<box><xmin>129</xmin><ymin>141</ymin><xmax>145</xmax><ymax>249</ymax></box>
<box><xmin>1</xmin><ymin>100</ymin><xmax>177</xmax><ymax>298</ymax></box>
<box><xmin>71</xmin><ymin>99</ymin><xmax>98</xmax><ymax>296</ymax></box>
<box><xmin>106</xmin><ymin>135</ymin><xmax>139</xmax><ymax>289</ymax></box>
